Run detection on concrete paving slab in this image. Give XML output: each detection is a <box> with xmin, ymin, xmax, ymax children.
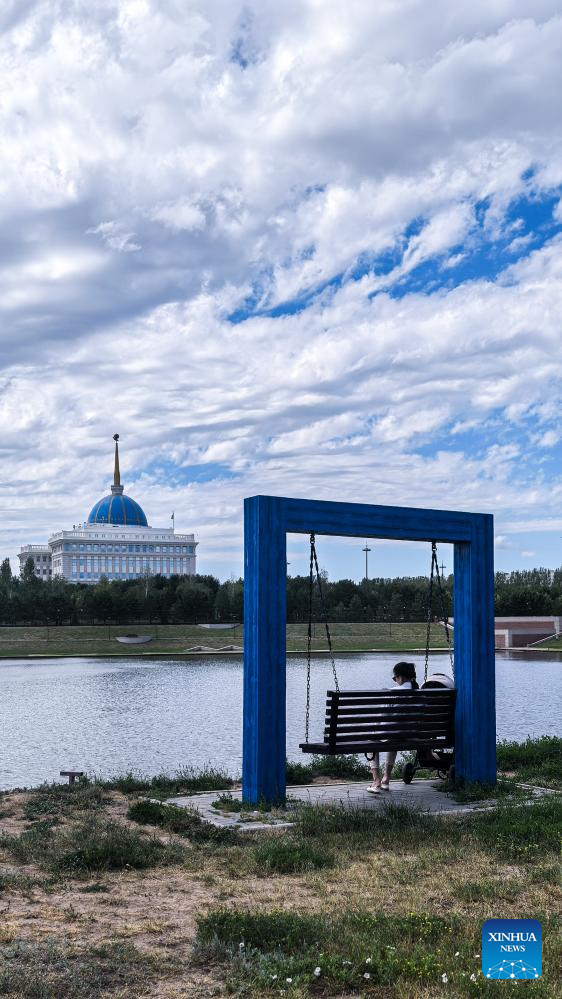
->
<box><xmin>166</xmin><ymin>778</ymin><xmax>554</xmax><ymax>830</ymax></box>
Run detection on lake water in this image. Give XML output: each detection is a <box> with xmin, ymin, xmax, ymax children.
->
<box><xmin>1</xmin><ymin>652</ymin><xmax>560</xmax><ymax>790</ymax></box>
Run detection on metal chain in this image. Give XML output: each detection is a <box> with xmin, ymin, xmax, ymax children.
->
<box><xmin>305</xmin><ymin>533</ymin><xmax>314</xmax><ymax>742</ymax></box>
<box><xmin>424</xmin><ymin>543</ymin><xmax>436</xmax><ymax>684</ymax></box>
<box><xmin>304</xmin><ymin>532</ymin><xmax>340</xmax><ymax>743</ymax></box>
<box><xmin>311</xmin><ymin>536</ymin><xmax>340</xmax><ymax>694</ymax></box>
<box><xmin>425</xmin><ymin>542</ymin><xmax>454</xmax><ymax>683</ymax></box>
<box><xmin>434</xmin><ymin>549</ymin><xmax>454</xmax><ymax>676</ymax></box>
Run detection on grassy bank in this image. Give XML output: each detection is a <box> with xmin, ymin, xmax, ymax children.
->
<box><xmin>0</xmin><ymin>738</ymin><xmax>560</xmax><ymax>997</ymax></box>
<box><xmin>0</xmin><ymin>621</ymin><xmax>450</xmax><ymax>658</ymax></box>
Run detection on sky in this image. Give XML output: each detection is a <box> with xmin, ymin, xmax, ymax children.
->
<box><xmin>2</xmin><ymin>1</ymin><xmax>562</xmax><ymax>581</ymax></box>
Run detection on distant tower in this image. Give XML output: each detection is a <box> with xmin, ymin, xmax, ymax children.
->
<box><xmin>112</xmin><ymin>433</ymin><xmax>123</xmax><ymax>495</ymax></box>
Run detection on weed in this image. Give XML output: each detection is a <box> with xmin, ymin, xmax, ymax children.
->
<box><xmin>452</xmin><ymin>877</ymin><xmax>522</xmax><ymax>902</ymax></box>
<box><xmin>528</xmin><ymin>863</ymin><xmax>561</xmax><ymax>885</ymax></box>
<box><xmin>0</xmin><ymin>939</ymin><xmax>163</xmax><ymax>998</ymax></box>
<box><xmin>295</xmin><ymin>800</ymin><xmax>436</xmax><ymax>847</ymax></box>
<box><xmin>436</xmin><ymin>779</ymin><xmax>529</xmax><ymax>804</ymax></box>
<box><xmin>23</xmin><ymin>782</ymin><xmax>108</xmax><ymax>821</ymax></box>
<box><xmin>310</xmin><ymin>754</ymin><xmax>371</xmax><ymax>780</ymax></box>
<box><xmin>211</xmin><ymin>792</ymin><xmax>242</xmax><ymax>812</ymax></box>
<box><xmin>497</xmin><ymin>736</ymin><xmax>562</xmax><ymax>790</ymax></box>
<box><xmin>251</xmin><ymin>836</ymin><xmax>336</xmax><ymax>875</ymax></box>
<box><xmin>195</xmin><ymin>908</ymin><xmax>459</xmax><ymax>994</ymax></box>
<box><xmin>194</xmin><ymin>907</ymin><xmax>559</xmax><ymax>996</ymax></box>
<box><xmin>464</xmin><ymin>795</ymin><xmax>562</xmax><ymax>862</ymax></box>
<box><xmin>127</xmin><ymin>798</ymin><xmax>239</xmax><ymax>845</ymax></box>
<box><xmin>285</xmin><ymin>760</ymin><xmax>315</xmax><ymax>785</ymax></box>
<box><xmin>285</xmin><ymin>754</ymin><xmax>371</xmax><ymax>785</ymax></box>
<box><xmin>1</xmin><ymin>817</ymin><xmax>184</xmax><ymax>874</ymax></box>
<box><xmin>0</xmin><ymin>871</ymin><xmax>40</xmax><ymax>893</ymax></box>
<box><xmin>98</xmin><ymin>764</ymin><xmax>234</xmax><ymax>798</ymax></box>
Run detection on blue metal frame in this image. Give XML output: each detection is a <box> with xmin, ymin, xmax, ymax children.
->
<box><xmin>243</xmin><ymin>495</ymin><xmax>495</xmax><ymax>803</ymax></box>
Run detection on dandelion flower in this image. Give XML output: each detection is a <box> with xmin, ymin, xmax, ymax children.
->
<box><xmin>239</xmin><ymin>942</ymin><xmax>245</xmax><ymax>951</ymax></box>
<box><xmin>442</xmin><ymin>972</ymin><xmax>448</xmax><ymax>983</ymax></box>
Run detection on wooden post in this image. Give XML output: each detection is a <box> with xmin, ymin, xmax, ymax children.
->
<box><xmin>454</xmin><ymin>515</ymin><xmax>496</xmax><ymax>783</ymax></box>
<box><xmin>243</xmin><ymin>496</ymin><xmax>287</xmax><ymax>804</ymax></box>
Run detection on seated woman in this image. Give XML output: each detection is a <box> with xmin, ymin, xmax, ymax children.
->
<box><xmin>367</xmin><ymin>661</ymin><xmax>418</xmax><ymax>793</ymax></box>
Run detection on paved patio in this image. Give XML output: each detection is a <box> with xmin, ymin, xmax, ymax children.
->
<box><xmin>166</xmin><ymin>778</ymin><xmax>553</xmax><ymax>832</ymax></box>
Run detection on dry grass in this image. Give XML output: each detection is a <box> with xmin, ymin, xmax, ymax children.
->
<box><xmin>1</xmin><ymin>771</ymin><xmax>560</xmax><ymax>998</ymax></box>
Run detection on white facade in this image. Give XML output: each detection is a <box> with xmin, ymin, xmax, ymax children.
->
<box><xmin>18</xmin><ymin>545</ymin><xmax>52</xmax><ymax>579</ymax></box>
<box><xmin>49</xmin><ymin>524</ymin><xmax>197</xmax><ymax>583</ymax></box>
<box><xmin>19</xmin><ymin>523</ymin><xmax>197</xmax><ymax>585</ymax></box>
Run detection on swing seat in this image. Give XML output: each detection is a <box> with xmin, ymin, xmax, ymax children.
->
<box><xmin>300</xmin><ymin>688</ymin><xmax>456</xmax><ymax>755</ymax></box>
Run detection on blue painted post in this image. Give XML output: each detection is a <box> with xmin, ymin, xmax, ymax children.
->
<box><xmin>453</xmin><ymin>514</ymin><xmax>496</xmax><ymax>783</ymax></box>
<box><xmin>243</xmin><ymin>496</ymin><xmax>287</xmax><ymax>804</ymax></box>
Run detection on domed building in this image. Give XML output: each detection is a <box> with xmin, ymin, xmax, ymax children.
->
<box><xmin>18</xmin><ymin>436</ymin><xmax>198</xmax><ymax>583</ymax></box>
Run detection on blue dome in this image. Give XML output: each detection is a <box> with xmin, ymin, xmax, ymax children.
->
<box><xmin>88</xmin><ymin>492</ymin><xmax>148</xmax><ymax>527</ymax></box>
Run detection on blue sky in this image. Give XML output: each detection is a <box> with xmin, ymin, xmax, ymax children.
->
<box><xmin>3</xmin><ymin>2</ymin><xmax>562</xmax><ymax>581</ymax></box>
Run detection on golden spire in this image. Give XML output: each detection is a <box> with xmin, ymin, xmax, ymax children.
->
<box><xmin>113</xmin><ymin>433</ymin><xmax>121</xmax><ymax>487</ymax></box>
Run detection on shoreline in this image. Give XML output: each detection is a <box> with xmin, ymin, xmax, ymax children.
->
<box><xmin>0</xmin><ymin>645</ymin><xmax>559</xmax><ymax>660</ymax></box>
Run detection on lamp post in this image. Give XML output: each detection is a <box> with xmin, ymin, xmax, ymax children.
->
<box><xmin>362</xmin><ymin>541</ymin><xmax>371</xmax><ymax>580</ymax></box>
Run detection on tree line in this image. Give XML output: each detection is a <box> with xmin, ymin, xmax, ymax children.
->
<box><xmin>2</xmin><ymin>558</ymin><xmax>562</xmax><ymax>627</ymax></box>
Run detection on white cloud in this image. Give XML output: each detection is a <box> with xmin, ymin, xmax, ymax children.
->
<box><xmin>2</xmin><ymin>3</ymin><xmax>562</xmax><ymax>573</ymax></box>
<box><xmin>536</xmin><ymin>429</ymin><xmax>560</xmax><ymax>447</ymax></box>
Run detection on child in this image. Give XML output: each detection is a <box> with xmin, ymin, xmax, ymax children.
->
<box><xmin>367</xmin><ymin>661</ymin><xmax>419</xmax><ymax>793</ymax></box>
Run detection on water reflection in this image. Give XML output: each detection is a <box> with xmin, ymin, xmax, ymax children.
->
<box><xmin>0</xmin><ymin>652</ymin><xmax>560</xmax><ymax>790</ymax></box>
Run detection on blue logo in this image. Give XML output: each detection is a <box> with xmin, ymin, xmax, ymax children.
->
<box><xmin>482</xmin><ymin>919</ymin><xmax>542</xmax><ymax>979</ymax></box>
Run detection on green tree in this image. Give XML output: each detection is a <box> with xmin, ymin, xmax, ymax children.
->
<box><xmin>0</xmin><ymin>557</ymin><xmax>12</xmax><ymax>585</ymax></box>
<box><xmin>21</xmin><ymin>556</ymin><xmax>38</xmax><ymax>586</ymax></box>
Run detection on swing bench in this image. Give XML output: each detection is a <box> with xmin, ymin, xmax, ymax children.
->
<box><xmin>300</xmin><ymin>686</ymin><xmax>456</xmax><ymax>757</ymax></box>
<box><xmin>299</xmin><ymin>535</ymin><xmax>456</xmax><ymax>782</ymax></box>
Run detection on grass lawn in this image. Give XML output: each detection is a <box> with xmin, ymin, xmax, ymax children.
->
<box><xmin>0</xmin><ymin>738</ymin><xmax>560</xmax><ymax>998</ymax></box>
<box><xmin>0</xmin><ymin>621</ymin><xmax>449</xmax><ymax>657</ymax></box>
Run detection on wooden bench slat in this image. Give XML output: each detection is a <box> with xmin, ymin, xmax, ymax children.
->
<box><xmin>325</xmin><ymin>689</ymin><xmax>452</xmax><ymax>699</ymax></box>
<box><xmin>324</xmin><ymin>724</ymin><xmax>452</xmax><ymax>737</ymax></box>
<box><xmin>325</xmin><ymin>725</ymin><xmax>452</xmax><ymax>738</ymax></box>
<box><xmin>325</xmin><ymin>708</ymin><xmax>451</xmax><ymax>721</ymax></box>
<box><xmin>303</xmin><ymin>687</ymin><xmax>456</xmax><ymax>756</ymax></box>
<box><xmin>327</xmin><ymin>696</ymin><xmax>451</xmax><ymax>707</ymax></box>
<box><xmin>301</xmin><ymin>739</ymin><xmax>453</xmax><ymax>754</ymax></box>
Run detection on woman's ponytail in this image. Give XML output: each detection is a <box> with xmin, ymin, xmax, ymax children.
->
<box><xmin>393</xmin><ymin>661</ymin><xmax>418</xmax><ymax>688</ymax></box>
